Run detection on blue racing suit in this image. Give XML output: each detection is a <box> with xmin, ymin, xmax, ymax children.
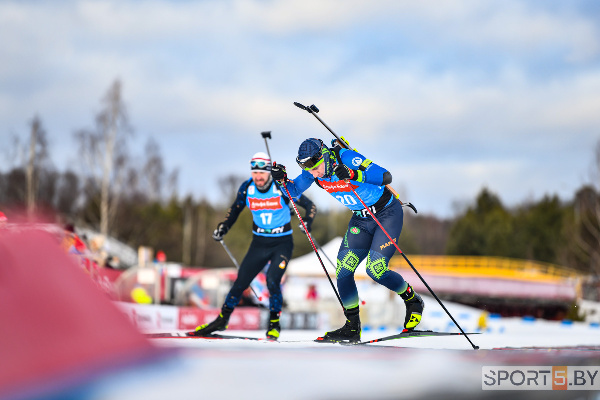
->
<box><xmin>220</xmin><ymin>178</ymin><xmax>316</xmax><ymax>313</ymax></box>
<box><xmin>283</xmin><ymin>146</ymin><xmax>407</xmax><ymax>309</ymax></box>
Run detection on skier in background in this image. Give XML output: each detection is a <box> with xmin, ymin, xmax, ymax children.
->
<box><xmin>190</xmin><ymin>152</ymin><xmax>316</xmax><ymax>340</ymax></box>
<box><xmin>271</xmin><ymin>138</ymin><xmax>424</xmax><ymax>343</ymax></box>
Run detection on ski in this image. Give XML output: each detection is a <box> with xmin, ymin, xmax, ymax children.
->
<box><xmin>355</xmin><ymin>330</ymin><xmax>479</xmax><ymax>345</ymax></box>
<box><xmin>145</xmin><ymin>329</ymin><xmax>480</xmax><ymax>346</ymax></box>
<box><xmin>144</xmin><ymin>332</ymin><xmax>271</xmax><ymax>341</ymax></box>
<box><xmin>315</xmin><ymin>330</ymin><xmax>480</xmax><ymax>345</ymax></box>
<box><xmin>144</xmin><ymin>332</ymin><xmax>188</xmax><ymax>338</ymax></box>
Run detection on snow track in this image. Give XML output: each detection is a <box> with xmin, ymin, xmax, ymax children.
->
<box><xmin>90</xmin><ymin>326</ymin><xmax>600</xmax><ymax>400</ymax></box>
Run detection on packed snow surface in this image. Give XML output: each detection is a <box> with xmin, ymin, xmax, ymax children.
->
<box><xmin>94</xmin><ymin>317</ymin><xmax>600</xmax><ymax>400</ymax></box>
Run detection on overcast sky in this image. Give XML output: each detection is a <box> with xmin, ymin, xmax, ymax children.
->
<box><xmin>1</xmin><ymin>0</ymin><xmax>599</xmax><ymax>218</ymax></box>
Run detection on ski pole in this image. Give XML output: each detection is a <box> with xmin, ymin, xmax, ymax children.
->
<box><xmin>278</xmin><ymin>174</ymin><xmax>344</xmax><ymax>309</ymax></box>
<box><xmin>293</xmin><ymin>101</ymin><xmax>417</xmax><ymax>214</ymax></box>
<box><xmin>311</xmin><ymin>237</ymin><xmax>336</xmax><ymax>270</ymax></box>
<box><xmin>312</xmin><ymin>236</ymin><xmax>366</xmax><ymax>306</ymax></box>
<box><xmin>340</xmin><ymin>180</ymin><xmax>479</xmax><ymax>350</ymax></box>
<box><xmin>261</xmin><ymin>131</ymin><xmax>273</xmax><ymax>160</ymax></box>
<box><xmin>219</xmin><ymin>240</ymin><xmax>262</xmax><ymax>302</ymax></box>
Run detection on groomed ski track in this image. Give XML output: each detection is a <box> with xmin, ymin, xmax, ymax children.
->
<box><xmin>146</xmin><ymin>328</ymin><xmax>600</xmax><ymax>352</ymax></box>
<box><xmin>122</xmin><ymin>328</ymin><xmax>600</xmax><ymax>400</ymax></box>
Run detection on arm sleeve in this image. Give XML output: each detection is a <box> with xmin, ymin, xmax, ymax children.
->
<box><xmin>279</xmin><ymin>170</ymin><xmax>315</xmax><ymax>198</ymax></box>
<box><xmin>339</xmin><ymin>148</ymin><xmax>392</xmax><ymax>186</ymax></box>
<box><xmin>221</xmin><ymin>179</ymin><xmax>251</xmax><ymax>229</ymax></box>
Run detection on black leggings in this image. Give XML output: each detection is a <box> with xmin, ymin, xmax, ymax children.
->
<box><xmin>223</xmin><ymin>234</ymin><xmax>293</xmax><ymax>313</ymax></box>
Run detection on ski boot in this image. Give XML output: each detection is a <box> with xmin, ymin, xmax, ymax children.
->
<box><xmin>400</xmin><ymin>283</ymin><xmax>424</xmax><ymax>331</ymax></box>
<box><xmin>316</xmin><ymin>306</ymin><xmax>361</xmax><ymax>344</ymax></box>
<box><xmin>266</xmin><ymin>312</ymin><xmax>281</xmax><ymax>340</ymax></box>
<box><xmin>188</xmin><ymin>306</ymin><xmax>233</xmax><ymax>337</ymax></box>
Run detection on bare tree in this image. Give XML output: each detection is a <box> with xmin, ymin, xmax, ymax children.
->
<box><xmin>3</xmin><ymin>135</ymin><xmax>26</xmax><ymax>169</ymax></box>
<box><xmin>194</xmin><ymin>202</ymin><xmax>208</xmax><ymax>266</ymax></box>
<box><xmin>573</xmin><ymin>186</ymin><xmax>600</xmax><ymax>275</ymax></box>
<box><xmin>166</xmin><ymin>169</ymin><xmax>179</xmax><ymax>200</ymax></box>
<box><xmin>74</xmin><ymin>79</ymin><xmax>132</xmax><ymax>236</ymax></box>
<box><xmin>23</xmin><ymin>116</ymin><xmax>50</xmax><ymax>218</ymax></box>
<box><xmin>142</xmin><ymin>138</ymin><xmax>164</xmax><ymax>201</ymax></box>
<box><xmin>55</xmin><ymin>171</ymin><xmax>80</xmax><ymax>215</ymax></box>
<box><xmin>182</xmin><ymin>197</ymin><xmax>193</xmax><ymax>265</ymax></box>
<box><xmin>571</xmin><ymin>141</ymin><xmax>600</xmax><ymax>277</ymax></box>
<box><xmin>27</xmin><ymin>117</ymin><xmax>39</xmax><ymax>216</ymax></box>
<box><xmin>218</xmin><ymin>174</ymin><xmax>246</xmax><ymax>204</ymax></box>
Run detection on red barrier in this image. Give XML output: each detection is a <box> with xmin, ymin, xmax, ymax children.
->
<box><xmin>178</xmin><ymin>307</ymin><xmax>262</xmax><ymax>330</ymax></box>
<box><xmin>0</xmin><ymin>228</ymin><xmax>161</xmax><ymax>399</ymax></box>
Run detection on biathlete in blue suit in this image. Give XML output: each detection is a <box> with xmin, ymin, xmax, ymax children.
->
<box><xmin>190</xmin><ymin>152</ymin><xmax>316</xmax><ymax>340</ymax></box>
<box><xmin>271</xmin><ymin>138</ymin><xmax>424</xmax><ymax>343</ymax></box>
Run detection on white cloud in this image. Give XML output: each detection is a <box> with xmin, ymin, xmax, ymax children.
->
<box><xmin>1</xmin><ymin>0</ymin><xmax>599</xmax><ymax>217</ymax></box>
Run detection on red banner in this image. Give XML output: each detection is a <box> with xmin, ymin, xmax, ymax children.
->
<box><xmin>317</xmin><ymin>180</ymin><xmax>359</xmax><ymax>193</ymax></box>
<box><xmin>178</xmin><ymin>307</ymin><xmax>261</xmax><ymax>330</ymax></box>
<box><xmin>248</xmin><ymin>197</ymin><xmax>282</xmax><ymax>210</ymax></box>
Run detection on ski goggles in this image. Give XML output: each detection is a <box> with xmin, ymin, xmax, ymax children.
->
<box><xmin>296</xmin><ymin>152</ymin><xmax>324</xmax><ymax>171</ymax></box>
<box><xmin>251</xmin><ymin>160</ymin><xmax>270</xmax><ymax>169</ymax></box>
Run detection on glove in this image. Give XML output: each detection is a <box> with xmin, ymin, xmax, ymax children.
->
<box><xmin>271</xmin><ymin>163</ymin><xmax>288</xmax><ymax>183</ymax></box>
<box><xmin>331</xmin><ymin>138</ymin><xmax>349</xmax><ymax>149</ymax></box>
<box><xmin>298</xmin><ymin>220</ymin><xmax>312</xmax><ymax>234</ymax></box>
<box><xmin>334</xmin><ymin>164</ymin><xmax>355</xmax><ymax>181</ymax></box>
<box><xmin>212</xmin><ymin>222</ymin><xmax>229</xmax><ymax>241</ymax></box>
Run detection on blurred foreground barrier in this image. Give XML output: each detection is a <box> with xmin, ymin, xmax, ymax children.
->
<box><xmin>0</xmin><ymin>228</ymin><xmax>164</xmax><ymax>400</ymax></box>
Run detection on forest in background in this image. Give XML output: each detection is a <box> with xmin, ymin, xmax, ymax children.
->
<box><xmin>2</xmin><ymin>80</ymin><xmax>600</xmax><ymax>278</ymax></box>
